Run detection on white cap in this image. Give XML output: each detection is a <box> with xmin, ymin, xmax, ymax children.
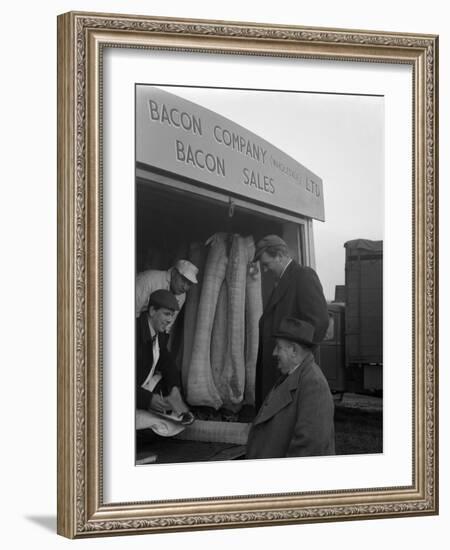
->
<box><xmin>174</xmin><ymin>259</ymin><xmax>198</xmax><ymax>284</ymax></box>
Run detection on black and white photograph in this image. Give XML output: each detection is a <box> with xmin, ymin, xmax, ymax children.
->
<box><xmin>0</xmin><ymin>0</ymin><xmax>443</xmax><ymax>546</ymax></box>
<box><xmin>134</xmin><ymin>84</ymin><xmax>384</xmax><ymax>466</ymax></box>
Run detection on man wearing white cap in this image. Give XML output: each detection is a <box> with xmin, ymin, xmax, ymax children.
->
<box><xmin>135</xmin><ymin>259</ymin><xmax>199</xmax><ymax>329</ymax></box>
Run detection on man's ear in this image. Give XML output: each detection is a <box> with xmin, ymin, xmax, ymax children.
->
<box><xmin>291</xmin><ymin>342</ymin><xmax>301</xmax><ymax>355</ymax></box>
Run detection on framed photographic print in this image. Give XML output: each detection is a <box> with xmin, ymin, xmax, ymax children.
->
<box><xmin>57</xmin><ymin>11</ymin><xmax>438</xmax><ymax>538</ymax></box>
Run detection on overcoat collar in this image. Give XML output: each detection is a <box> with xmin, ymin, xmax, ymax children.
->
<box><xmin>263</xmin><ymin>260</ymin><xmax>296</xmax><ymax>314</ymax></box>
<box><xmin>253</xmin><ymin>352</ymin><xmax>314</xmax><ymax>425</ymax></box>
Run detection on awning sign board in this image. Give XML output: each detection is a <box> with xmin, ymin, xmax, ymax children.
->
<box><xmin>136</xmin><ymin>86</ymin><xmax>325</xmax><ymax>222</ymax></box>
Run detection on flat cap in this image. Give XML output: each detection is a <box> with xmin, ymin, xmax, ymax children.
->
<box><xmin>174</xmin><ymin>259</ymin><xmax>198</xmax><ymax>284</ymax></box>
<box><xmin>254</xmin><ymin>234</ymin><xmax>288</xmax><ymax>261</ymax></box>
<box><xmin>148</xmin><ymin>289</ymin><xmax>179</xmax><ymax>311</ymax></box>
<box><xmin>273</xmin><ymin>317</ymin><xmax>315</xmax><ymax>347</ymax></box>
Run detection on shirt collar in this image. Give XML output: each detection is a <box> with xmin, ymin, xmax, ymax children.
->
<box><xmin>279</xmin><ymin>258</ymin><xmax>292</xmax><ymax>280</ymax></box>
<box><xmin>287</xmin><ymin>362</ymin><xmax>301</xmax><ymax>376</ymax></box>
<box><xmin>147</xmin><ymin>315</ymin><xmax>157</xmax><ymax>340</ymax></box>
<box><xmin>287</xmin><ymin>351</ymin><xmax>314</xmax><ymax>377</ymax></box>
<box><xmin>274</xmin><ymin>362</ymin><xmax>300</xmax><ymax>388</ymax></box>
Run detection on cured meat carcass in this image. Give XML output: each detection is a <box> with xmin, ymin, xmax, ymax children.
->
<box><xmin>219</xmin><ymin>235</ymin><xmax>248</xmax><ymax>408</ymax></box>
<box><xmin>181</xmin><ymin>241</ymin><xmax>206</xmax><ymax>391</ymax></box>
<box><xmin>186</xmin><ymin>233</ymin><xmax>227</xmax><ymax>409</ymax></box>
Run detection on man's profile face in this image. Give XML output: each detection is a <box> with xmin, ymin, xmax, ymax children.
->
<box><xmin>259</xmin><ymin>251</ymin><xmax>283</xmax><ymax>277</ymax></box>
<box><xmin>272</xmin><ymin>338</ymin><xmax>297</xmax><ymax>374</ymax></box>
<box><xmin>170</xmin><ymin>269</ymin><xmax>193</xmax><ymax>295</ymax></box>
<box><xmin>149</xmin><ymin>306</ymin><xmax>175</xmax><ymax>333</ymax></box>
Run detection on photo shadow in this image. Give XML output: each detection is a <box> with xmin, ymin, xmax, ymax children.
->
<box><xmin>25</xmin><ymin>515</ymin><xmax>56</xmax><ymax>533</ymax></box>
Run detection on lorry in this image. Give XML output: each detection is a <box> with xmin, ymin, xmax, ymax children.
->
<box><xmin>319</xmin><ymin>239</ymin><xmax>383</xmax><ymax>394</ymax></box>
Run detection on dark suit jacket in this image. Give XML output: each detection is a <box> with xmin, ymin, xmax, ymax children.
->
<box><xmin>247</xmin><ymin>353</ymin><xmax>335</xmax><ymax>459</ymax></box>
<box><xmin>136</xmin><ymin>313</ymin><xmax>181</xmax><ymax>410</ymax></box>
<box><xmin>255</xmin><ymin>261</ymin><xmax>329</xmax><ymax>408</ymax></box>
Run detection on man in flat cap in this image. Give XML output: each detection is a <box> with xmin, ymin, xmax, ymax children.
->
<box><xmin>136</xmin><ymin>289</ymin><xmax>193</xmax><ymax>424</ymax></box>
<box><xmin>135</xmin><ymin>260</ymin><xmax>199</xmax><ymax>332</ymax></box>
<box><xmin>246</xmin><ymin>317</ymin><xmax>335</xmax><ymax>459</ymax></box>
<box><xmin>254</xmin><ymin>234</ymin><xmax>329</xmax><ymax>410</ymax></box>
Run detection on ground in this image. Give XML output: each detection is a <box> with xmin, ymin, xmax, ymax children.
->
<box><xmin>136</xmin><ymin>393</ymin><xmax>383</xmax><ymax>463</ymax></box>
<box><xmin>334</xmin><ymin>393</ymin><xmax>382</xmax><ymax>455</ymax></box>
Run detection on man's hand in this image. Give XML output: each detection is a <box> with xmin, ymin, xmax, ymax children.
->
<box><xmin>165</xmin><ymin>386</ymin><xmax>190</xmax><ymax>415</ymax></box>
<box><xmin>149</xmin><ymin>394</ymin><xmax>171</xmax><ymax>414</ymax></box>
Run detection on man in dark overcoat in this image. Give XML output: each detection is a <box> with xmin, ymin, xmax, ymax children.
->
<box><xmin>254</xmin><ymin>235</ymin><xmax>329</xmax><ymax>410</ymax></box>
<box><xmin>246</xmin><ymin>317</ymin><xmax>335</xmax><ymax>459</ymax></box>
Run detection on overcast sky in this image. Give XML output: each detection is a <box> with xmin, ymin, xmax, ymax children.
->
<box><xmin>157</xmin><ymin>85</ymin><xmax>384</xmax><ymax>300</ymax></box>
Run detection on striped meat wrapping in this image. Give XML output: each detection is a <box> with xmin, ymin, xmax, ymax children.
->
<box><xmin>211</xmin><ymin>279</ymin><xmax>228</xmax><ymax>400</ymax></box>
<box><xmin>181</xmin><ymin>241</ymin><xmax>206</xmax><ymax>391</ymax></box>
<box><xmin>219</xmin><ymin>234</ymin><xmax>248</xmax><ymax>408</ymax></box>
<box><xmin>186</xmin><ymin>233</ymin><xmax>227</xmax><ymax>409</ymax></box>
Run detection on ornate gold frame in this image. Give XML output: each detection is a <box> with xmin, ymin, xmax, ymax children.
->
<box><xmin>57</xmin><ymin>11</ymin><xmax>439</xmax><ymax>538</ymax></box>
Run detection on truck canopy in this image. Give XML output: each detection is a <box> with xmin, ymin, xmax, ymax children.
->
<box><xmin>344</xmin><ymin>239</ymin><xmax>383</xmax><ymax>253</ymax></box>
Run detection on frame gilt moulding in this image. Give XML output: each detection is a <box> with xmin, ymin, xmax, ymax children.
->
<box><xmin>57</xmin><ymin>11</ymin><xmax>438</xmax><ymax>539</ymax></box>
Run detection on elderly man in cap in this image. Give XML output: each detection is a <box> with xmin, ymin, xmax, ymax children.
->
<box><xmin>135</xmin><ymin>260</ymin><xmax>199</xmax><ymax>330</ymax></box>
<box><xmin>254</xmin><ymin>234</ymin><xmax>329</xmax><ymax>410</ymax></box>
<box><xmin>246</xmin><ymin>317</ymin><xmax>335</xmax><ymax>459</ymax></box>
<box><xmin>136</xmin><ymin>289</ymin><xmax>193</xmax><ymax>425</ymax></box>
